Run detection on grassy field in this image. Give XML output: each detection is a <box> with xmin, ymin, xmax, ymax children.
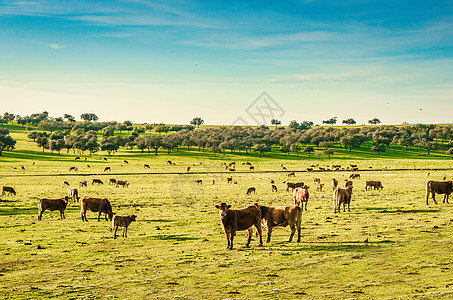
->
<box><xmin>1</xmin><ymin>126</ymin><xmax>453</xmax><ymax>299</ymax></box>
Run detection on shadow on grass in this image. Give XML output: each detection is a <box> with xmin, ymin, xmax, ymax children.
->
<box><xmin>253</xmin><ymin>240</ymin><xmax>395</xmax><ymax>252</ymax></box>
<box><xmin>365</xmin><ymin>207</ymin><xmax>440</xmax><ymax>213</ymax></box>
<box><xmin>140</xmin><ymin>219</ymin><xmax>175</xmax><ymax>223</ymax></box>
<box><xmin>0</xmin><ymin>206</ymin><xmax>36</xmax><ymax>215</ymax></box>
<box><xmin>150</xmin><ymin>234</ymin><xmax>200</xmax><ymax>241</ymax></box>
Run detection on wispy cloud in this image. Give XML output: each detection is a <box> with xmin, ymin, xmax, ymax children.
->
<box><xmin>48</xmin><ymin>43</ymin><xmax>66</xmax><ymax>50</ymax></box>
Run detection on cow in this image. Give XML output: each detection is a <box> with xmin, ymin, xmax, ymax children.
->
<box><xmin>319</xmin><ymin>167</ymin><xmax>326</xmax><ymax>171</ymax></box>
<box><xmin>69</xmin><ymin>166</ymin><xmax>78</xmax><ymax>171</ymax></box>
<box><xmin>350</xmin><ymin>174</ymin><xmax>360</xmax><ymax>179</ymax></box>
<box><xmin>123</xmin><ymin>160</ymin><xmax>129</xmax><ymax>164</ymax></box>
<box><xmin>87</xmin><ymin>165</ymin><xmax>90</xmax><ymax>168</ymax></box>
<box><xmin>271</xmin><ymin>184</ymin><xmax>278</xmax><ymax>192</ymax></box>
<box><xmin>293</xmin><ymin>186</ymin><xmax>310</xmax><ymax>211</ymax></box>
<box><xmin>227</xmin><ymin>177</ymin><xmax>233</xmax><ymax>184</ymax></box>
<box><xmin>38</xmin><ymin>196</ymin><xmax>69</xmax><ymax>220</ymax></box>
<box><xmin>270</xmin><ymin>179</ymin><xmax>274</xmax><ymax>184</ymax></box>
<box><xmin>282</xmin><ymin>166</ymin><xmax>287</xmax><ymax>170</ymax></box>
<box><xmin>286</xmin><ymin>182</ymin><xmax>298</xmax><ymax>192</ymax></box>
<box><xmin>334</xmin><ymin>186</ymin><xmax>353</xmax><ymax>213</ymax></box>
<box><xmin>195</xmin><ymin>180</ymin><xmax>203</xmax><ymax>185</ymax></box>
<box><xmin>187</xmin><ymin>166</ymin><xmax>191</xmax><ymax>172</ymax></box>
<box><xmin>79</xmin><ymin>181</ymin><xmax>87</xmax><ymax>188</ymax></box>
<box><xmin>116</xmin><ymin>180</ymin><xmax>129</xmax><ymax>188</ymax></box>
<box><xmin>426</xmin><ymin>181</ymin><xmax>453</xmax><ymax>205</ymax></box>
<box><xmin>20</xmin><ymin>165</ymin><xmax>25</xmax><ymax>170</ymax></box>
<box><xmin>92</xmin><ymin>179</ymin><xmax>103</xmax><ymax>185</ymax></box>
<box><xmin>365</xmin><ymin>180</ymin><xmax>384</xmax><ymax>191</ymax></box>
<box><xmin>2</xmin><ymin>186</ymin><xmax>16</xmax><ymax>196</ymax></box>
<box><xmin>229</xmin><ymin>168</ymin><xmax>236</xmax><ymax>172</ymax></box>
<box><xmin>104</xmin><ymin>167</ymin><xmax>111</xmax><ymax>172</ymax></box>
<box><xmin>103</xmin><ymin>157</ymin><xmax>108</xmax><ymax>161</ymax></box>
<box><xmin>306</xmin><ymin>168</ymin><xmax>313</xmax><ymax>172</ymax></box>
<box><xmin>287</xmin><ymin>172</ymin><xmax>295</xmax><ymax>177</ymax></box>
<box><xmin>249</xmin><ymin>166</ymin><xmax>255</xmax><ymax>171</ymax></box>
<box><xmin>63</xmin><ymin>181</ymin><xmax>70</xmax><ymax>186</ymax></box>
<box><xmin>167</xmin><ymin>160</ymin><xmax>173</xmax><ymax>165</ymax></box>
<box><xmin>112</xmin><ymin>215</ymin><xmax>137</xmax><ymax>239</ymax></box>
<box><xmin>67</xmin><ymin>188</ymin><xmax>79</xmax><ymax>202</ymax></box>
<box><xmin>350</xmin><ymin>164</ymin><xmax>357</xmax><ymax>168</ymax></box>
<box><xmin>214</xmin><ymin>202</ymin><xmax>263</xmax><ymax>250</ymax></box>
<box><xmin>144</xmin><ymin>164</ymin><xmax>150</xmax><ymax>169</ymax></box>
<box><xmin>80</xmin><ymin>196</ymin><xmax>114</xmax><ymax>221</ymax></box>
<box><xmin>246</xmin><ymin>187</ymin><xmax>256</xmax><ymax>195</ymax></box>
<box><xmin>228</xmin><ymin>162</ymin><xmax>235</xmax><ymax>167</ymax></box>
<box><xmin>257</xmin><ymin>204</ymin><xmax>302</xmax><ymax>243</ymax></box>
<box><xmin>332</xmin><ymin>178</ymin><xmax>338</xmax><ymax>191</ymax></box>
<box><xmin>212</xmin><ymin>179</ymin><xmax>215</xmax><ymax>185</ymax></box>
<box><xmin>352</xmin><ymin>167</ymin><xmax>359</xmax><ymax>172</ymax></box>
<box><xmin>109</xmin><ymin>178</ymin><xmax>117</xmax><ymax>185</ymax></box>
<box><xmin>75</xmin><ymin>156</ymin><xmax>81</xmax><ymax>160</ymax></box>
<box><xmin>316</xmin><ymin>183</ymin><xmax>324</xmax><ymax>192</ymax></box>
<box><xmin>246</xmin><ymin>162</ymin><xmax>252</xmax><ymax>166</ymax></box>
<box><xmin>313</xmin><ymin>177</ymin><xmax>320</xmax><ymax>183</ymax></box>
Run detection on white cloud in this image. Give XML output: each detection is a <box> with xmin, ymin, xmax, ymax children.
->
<box><xmin>48</xmin><ymin>43</ymin><xmax>66</xmax><ymax>50</ymax></box>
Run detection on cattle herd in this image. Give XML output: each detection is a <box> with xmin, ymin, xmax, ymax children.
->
<box><xmin>1</xmin><ymin>160</ymin><xmax>452</xmax><ymax>249</ymax></box>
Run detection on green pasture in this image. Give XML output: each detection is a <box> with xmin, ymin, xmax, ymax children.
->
<box><xmin>0</xmin><ymin>126</ymin><xmax>453</xmax><ymax>299</ymax></box>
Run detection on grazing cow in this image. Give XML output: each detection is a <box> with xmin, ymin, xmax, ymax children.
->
<box><xmin>258</xmin><ymin>204</ymin><xmax>302</xmax><ymax>243</ymax></box>
<box><xmin>79</xmin><ymin>181</ymin><xmax>87</xmax><ymax>188</ymax></box>
<box><xmin>109</xmin><ymin>178</ymin><xmax>117</xmax><ymax>185</ymax></box>
<box><xmin>306</xmin><ymin>168</ymin><xmax>313</xmax><ymax>172</ymax></box>
<box><xmin>2</xmin><ymin>186</ymin><xmax>16</xmax><ymax>196</ymax></box>
<box><xmin>270</xmin><ymin>179</ymin><xmax>275</xmax><ymax>184</ymax></box>
<box><xmin>271</xmin><ymin>184</ymin><xmax>278</xmax><ymax>192</ymax></box>
<box><xmin>67</xmin><ymin>188</ymin><xmax>79</xmax><ymax>202</ymax></box>
<box><xmin>87</xmin><ymin>165</ymin><xmax>90</xmax><ymax>168</ymax></box>
<box><xmin>249</xmin><ymin>166</ymin><xmax>255</xmax><ymax>170</ymax></box>
<box><xmin>332</xmin><ymin>178</ymin><xmax>338</xmax><ymax>191</ymax></box>
<box><xmin>287</xmin><ymin>171</ymin><xmax>295</xmax><ymax>177</ymax></box>
<box><xmin>103</xmin><ymin>158</ymin><xmax>108</xmax><ymax>161</ymax></box>
<box><xmin>352</xmin><ymin>167</ymin><xmax>359</xmax><ymax>172</ymax></box>
<box><xmin>313</xmin><ymin>177</ymin><xmax>320</xmax><ymax>183</ymax></box>
<box><xmin>92</xmin><ymin>179</ymin><xmax>103</xmax><ymax>185</ymax></box>
<box><xmin>246</xmin><ymin>162</ymin><xmax>252</xmax><ymax>166</ymax></box>
<box><xmin>187</xmin><ymin>166</ymin><xmax>191</xmax><ymax>172</ymax></box>
<box><xmin>334</xmin><ymin>186</ymin><xmax>353</xmax><ymax>213</ymax></box>
<box><xmin>234</xmin><ymin>181</ymin><xmax>238</xmax><ymax>184</ymax></box>
<box><xmin>104</xmin><ymin>167</ymin><xmax>111</xmax><ymax>172</ymax></box>
<box><xmin>350</xmin><ymin>164</ymin><xmax>357</xmax><ymax>168</ymax></box>
<box><xmin>349</xmin><ymin>174</ymin><xmax>360</xmax><ymax>179</ymax></box>
<box><xmin>214</xmin><ymin>202</ymin><xmax>263</xmax><ymax>250</ymax></box>
<box><xmin>316</xmin><ymin>183</ymin><xmax>324</xmax><ymax>192</ymax></box>
<box><xmin>294</xmin><ymin>182</ymin><xmax>305</xmax><ymax>188</ymax></box>
<box><xmin>286</xmin><ymin>182</ymin><xmax>296</xmax><ymax>191</ymax></box>
<box><xmin>227</xmin><ymin>177</ymin><xmax>233</xmax><ymax>184</ymax></box>
<box><xmin>144</xmin><ymin>164</ymin><xmax>150</xmax><ymax>169</ymax></box>
<box><xmin>195</xmin><ymin>180</ymin><xmax>203</xmax><ymax>185</ymax></box>
<box><xmin>246</xmin><ymin>187</ymin><xmax>256</xmax><ymax>195</ymax></box>
<box><xmin>116</xmin><ymin>180</ymin><xmax>129</xmax><ymax>188</ymax></box>
<box><xmin>38</xmin><ymin>196</ymin><xmax>69</xmax><ymax>220</ymax></box>
<box><xmin>75</xmin><ymin>157</ymin><xmax>81</xmax><ymax>160</ymax></box>
<box><xmin>63</xmin><ymin>181</ymin><xmax>70</xmax><ymax>186</ymax></box>
<box><xmin>69</xmin><ymin>166</ymin><xmax>78</xmax><ymax>171</ymax></box>
<box><xmin>167</xmin><ymin>160</ymin><xmax>172</xmax><ymax>165</ymax></box>
<box><xmin>229</xmin><ymin>168</ymin><xmax>236</xmax><ymax>172</ymax></box>
<box><xmin>293</xmin><ymin>186</ymin><xmax>310</xmax><ymax>211</ymax></box>
<box><xmin>80</xmin><ymin>196</ymin><xmax>114</xmax><ymax>221</ymax></box>
<box><xmin>282</xmin><ymin>166</ymin><xmax>287</xmax><ymax>170</ymax></box>
<box><xmin>426</xmin><ymin>181</ymin><xmax>453</xmax><ymax>205</ymax></box>
<box><xmin>123</xmin><ymin>160</ymin><xmax>129</xmax><ymax>164</ymax></box>
<box><xmin>228</xmin><ymin>162</ymin><xmax>235</xmax><ymax>167</ymax></box>
<box><xmin>365</xmin><ymin>180</ymin><xmax>384</xmax><ymax>191</ymax></box>
<box><xmin>20</xmin><ymin>165</ymin><xmax>25</xmax><ymax>170</ymax></box>
<box><xmin>112</xmin><ymin>215</ymin><xmax>137</xmax><ymax>239</ymax></box>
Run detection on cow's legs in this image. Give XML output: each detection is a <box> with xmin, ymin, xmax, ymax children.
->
<box><xmin>225</xmin><ymin>233</ymin><xmax>231</xmax><ymax>249</ymax></box>
<box><xmin>304</xmin><ymin>202</ymin><xmax>307</xmax><ymax>211</ymax></box>
<box><xmin>98</xmin><ymin>212</ymin><xmax>102</xmax><ymax>221</ymax></box>
<box><xmin>266</xmin><ymin>223</ymin><xmax>272</xmax><ymax>243</ymax></box>
<box><xmin>289</xmin><ymin>223</ymin><xmax>296</xmax><ymax>242</ymax></box>
<box><xmin>446</xmin><ymin>194</ymin><xmax>450</xmax><ymax>204</ymax></box>
<box><xmin>245</xmin><ymin>228</ymin><xmax>252</xmax><ymax>247</ymax></box>
<box><xmin>432</xmin><ymin>193</ymin><xmax>438</xmax><ymax>204</ymax></box>
<box><xmin>113</xmin><ymin>225</ymin><xmax>118</xmax><ymax>239</ymax></box>
<box><xmin>60</xmin><ymin>210</ymin><xmax>65</xmax><ymax>219</ymax></box>
<box><xmin>38</xmin><ymin>211</ymin><xmax>43</xmax><ymax>221</ymax></box>
<box><xmin>124</xmin><ymin>227</ymin><xmax>127</xmax><ymax>238</ymax></box>
<box><xmin>254</xmin><ymin>224</ymin><xmax>263</xmax><ymax>246</ymax></box>
<box><xmin>105</xmin><ymin>213</ymin><xmax>108</xmax><ymax>221</ymax></box>
<box><xmin>347</xmin><ymin>202</ymin><xmax>350</xmax><ymax>212</ymax></box>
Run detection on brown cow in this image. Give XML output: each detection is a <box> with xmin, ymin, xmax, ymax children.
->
<box><xmin>103</xmin><ymin>157</ymin><xmax>108</xmax><ymax>161</ymax></box>
<box><xmin>195</xmin><ymin>180</ymin><xmax>203</xmax><ymax>185</ymax></box>
<box><xmin>271</xmin><ymin>184</ymin><xmax>278</xmax><ymax>192</ymax></box>
<box><xmin>104</xmin><ymin>167</ymin><xmax>111</xmax><ymax>172</ymax></box>
<box><xmin>109</xmin><ymin>178</ymin><xmax>117</xmax><ymax>185</ymax></box>
<box><xmin>2</xmin><ymin>186</ymin><xmax>16</xmax><ymax>196</ymax></box>
<box><xmin>286</xmin><ymin>182</ymin><xmax>296</xmax><ymax>191</ymax></box>
<box><xmin>293</xmin><ymin>186</ymin><xmax>310</xmax><ymax>210</ymax></box>
<box><xmin>349</xmin><ymin>173</ymin><xmax>360</xmax><ymax>179</ymax></box>
<box><xmin>144</xmin><ymin>164</ymin><xmax>150</xmax><ymax>169</ymax></box>
<box><xmin>75</xmin><ymin>156</ymin><xmax>81</xmax><ymax>160</ymax></box>
<box><xmin>249</xmin><ymin>166</ymin><xmax>255</xmax><ymax>170</ymax></box>
<box><xmin>313</xmin><ymin>177</ymin><xmax>320</xmax><ymax>183</ymax></box>
<box><xmin>227</xmin><ymin>177</ymin><xmax>233</xmax><ymax>184</ymax></box>
<box><xmin>38</xmin><ymin>196</ymin><xmax>69</xmax><ymax>220</ymax></box>
<box><xmin>258</xmin><ymin>204</ymin><xmax>302</xmax><ymax>242</ymax></box>
<box><xmin>334</xmin><ymin>186</ymin><xmax>353</xmax><ymax>213</ymax></box>
<box><xmin>20</xmin><ymin>165</ymin><xmax>25</xmax><ymax>170</ymax></box>
<box><xmin>112</xmin><ymin>215</ymin><xmax>137</xmax><ymax>239</ymax></box>
<box><xmin>123</xmin><ymin>160</ymin><xmax>129</xmax><ymax>164</ymax></box>
<box><xmin>187</xmin><ymin>166</ymin><xmax>191</xmax><ymax>172</ymax></box>
<box><xmin>80</xmin><ymin>196</ymin><xmax>114</xmax><ymax>221</ymax></box>
<box><xmin>246</xmin><ymin>187</ymin><xmax>256</xmax><ymax>195</ymax></box>
<box><xmin>306</xmin><ymin>168</ymin><xmax>313</xmax><ymax>172</ymax></box>
<box><xmin>365</xmin><ymin>180</ymin><xmax>384</xmax><ymax>191</ymax></box>
<box><xmin>63</xmin><ymin>181</ymin><xmax>70</xmax><ymax>186</ymax></box>
<box><xmin>214</xmin><ymin>202</ymin><xmax>263</xmax><ymax>250</ymax></box>
<box><xmin>344</xmin><ymin>180</ymin><xmax>353</xmax><ymax>188</ymax></box>
<box><xmin>116</xmin><ymin>180</ymin><xmax>129</xmax><ymax>188</ymax></box>
<box><xmin>69</xmin><ymin>166</ymin><xmax>78</xmax><ymax>171</ymax></box>
<box><xmin>67</xmin><ymin>188</ymin><xmax>79</xmax><ymax>202</ymax></box>
<box><xmin>79</xmin><ymin>181</ymin><xmax>87</xmax><ymax>187</ymax></box>
<box><xmin>426</xmin><ymin>181</ymin><xmax>453</xmax><ymax>205</ymax></box>
<box><xmin>316</xmin><ymin>183</ymin><xmax>324</xmax><ymax>192</ymax></box>
<box><xmin>332</xmin><ymin>178</ymin><xmax>338</xmax><ymax>191</ymax></box>
<box><xmin>287</xmin><ymin>171</ymin><xmax>295</xmax><ymax>177</ymax></box>
<box><xmin>92</xmin><ymin>179</ymin><xmax>103</xmax><ymax>185</ymax></box>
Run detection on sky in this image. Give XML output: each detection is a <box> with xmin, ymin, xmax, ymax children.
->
<box><xmin>0</xmin><ymin>0</ymin><xmax>452</xmax><ymax>125</ymax></box>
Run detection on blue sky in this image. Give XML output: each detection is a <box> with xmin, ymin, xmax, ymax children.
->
<box><xmin>1</xmin><ymin>0</ymin><xmax>452</xmax><ymax>125</ymax></box>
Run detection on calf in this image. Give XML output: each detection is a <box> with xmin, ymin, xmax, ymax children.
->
<box><xmin>316</xmin><ymin>183</ymin><xmax>324</xmax><ymax>192</ymax></box>
<box><xmin>79</xmin><ymin>181</ymin><xmax>87</xmax><ymax>188</ymax></box>
<box><xmin>293</xmin><ymin>186</ymin><xmax>310</xmax><ymax>210</ymax></box>
<box><xmin>67</xmin><ymin>187</ymin><xmax>79</xmax><ymax>202</ymax></box>
<box><xmin>214</xmin><ymin>202</ymin><xmax>263</xmax><ymax>250</ymax></box>
<box><xmin>69</xmin><ymin>166</ymin><xmax>78</xmax><ymax>171</ymax></box>
<box><xmin>2</xmin><ymin>186</ymin><xmax>16</xmax><ymax>196</ymax></box>
<box><xmin>271</xmin><ymin>184</ymin><xmax>278</xmax><ymax>192</ymax></box>
<box><xmin>80</xmin><ymin>196</ymin><xmax>114</xmax><ymax>221</ymax></box>
<box><xmin>112</xmin><ymin>215</ymin><xmax>137</xmax><ymax>239</ymax></box>
<box><xmin>246</xmin><ymin>187</ymin><xmax>256</xmax><ymax>195</ymax></box>
<box><xmin>116</xmin><ymin>180</ymin><xmax>129</xmax><ymax>188</ymax></box>
<box><xmin>334</xmin><ymin>186</ymin><xmax>353</xmax><ymax>213</ymax></box>
<box><xmin>104</xmin><ymin>167</ymin><xmax>111</xmax><ymax>172</ymax></box>
<box><xmin>38</xmin><ymin>196</ymin><xmax>69</xmax><ymax>220</ymax></box>
<box><xmin>426</xmin><ymin>181</ymin><xmax>453</xmax><ymax>205</ymax></box>
<box><xmin>258</xmin><ymin>204</ymin><xmax>302</xmax><ymax>242</ymax></box>
<box><xmin>92</xmin><ymin>179</ymin><xmax>103</xmax><ymax>185</ymax></box>
<box><xmin>108</xmin><ymin>178</ymin><xmax>116</xmax><ymax>185</ymax></box>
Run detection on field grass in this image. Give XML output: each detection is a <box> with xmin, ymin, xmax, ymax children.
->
<box><xmin>1</xmin><ymin>126</ymin><xmax>453</xmax><ymax>299</ymax></box>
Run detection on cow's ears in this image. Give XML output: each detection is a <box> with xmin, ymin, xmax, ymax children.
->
<box><xmin>215</xmin><ymin>205</ymin><xmax>220</xmax><ymax>210</ymax></box>
<box><xmin>227</xmin><ymin>205</ymin><xmax>231</xmax><ymax>209</ymax></box>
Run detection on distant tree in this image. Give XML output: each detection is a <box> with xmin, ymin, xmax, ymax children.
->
<box><xmin>3</xmin><ymin>112</ymin><xmax>15</xmax><ymax>123</ymax></box>
<box><xmin>253</xmin><ymin>144</ymin><xmax>270</xmax><ymax>157</ymax></box>
<box><xmin>271</xmin><ymin>119</ymin><xmax>281</xmax><ymax>128</ymax></box>
<box><xmin>303</xmin><ymin>146</ymin><xmax>314</xmax><ymax>157</ymax></box>
<box><xmin>64</xmin><ymin>114</ymin><xmax>75</xmax><ymax>122</ymax></box>
<box><xmin>323</xmin><ymin>148</ymin><xmax>335</xmax><ymax>160</ymax></box>
<box><xmin>342</xmin><ymin>118</ymin><xmax>356</xmax><ymax>125</ymax></box>
<box><xmin>190</xmin><ymin>117</ymin><xmax>204</xmax><ymax>128</ymax></box>
<box><xmin>102</xmin><ymin>125</ymin><xmax>115</xmax><ymax>137</ymax></box>
<box><xmin>322</xmin><ymin>117</ymin><xmax>337</xmax><ymax>126</ymax></box>
<box><xmin>368</xmin><ymin>118</ymin><xmax>381</xmax><ymax>125</ymax></box>
<box><xmin>123</xmin><ymin>120</ymin><xmax>132</xmax><ymax>127</ymax></box>
<box><xmin>27</xmin><ymin>131</ymin><xmax>38</xmax><ymax>142</ymax></box>
<box><xmin>371</xmin><ymin>143</ymin><xmax>386</xmax><ymax>155</ymax></box>
<box><xmin>290</xmin><ymin>144</ymin><xmax>301</xmax><ymax>156</ymax></box>
<box><xmin>0</xmin><ymin>128</ymin><xmax>16</xmax><ymax>156</ymax></box>
<box><xmin>100</xmin><ymin>136</ymin><xmax>120</xmax><ymax>154</ymax></box>
<box><xmin>80</xmin><ymin>113</ymin><xmax>99</xmax><ymax>122</ymax></box>
<box><xmin>154</xmin><ymin>124</ymin><xmax>170</xmax><ymax>135</ymax></box>
<box><xmin>289</xmin><ymin>120</ymin><xmax>300</xmax><ymax>131</ymax></box>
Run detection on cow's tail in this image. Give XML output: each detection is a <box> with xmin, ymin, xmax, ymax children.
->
<box><xmin>426</xmin><ymin>181</ymin><xmax>432</xmax><ymax>204</ymax></box>
<box><xmin>295</xmin><ymin>205</ymin><xmax>302</xmax><ymax>226</ymax></box>
<box><xmin>333</xmin><ymin>188</ymin><xmax>339</xmax><ymax>210</ymax></box>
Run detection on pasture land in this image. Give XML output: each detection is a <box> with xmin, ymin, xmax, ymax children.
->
<box><xmin>1</xmin><ymin>134</ymin><xmax>453</xmax><ymax>299</ymax></box>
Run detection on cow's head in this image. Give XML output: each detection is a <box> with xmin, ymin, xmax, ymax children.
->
<box><xmin>130</xmin><ymin>215</ymin><xmax>137</xmax><ymax>222</ymax></box>
<box><xmin>63</xmin><ymin>196</ymin><xmax>69</xmax><ymax>203</ymax></box>
<box><xmin>215</xmin><ymin>202</ymin><xmax>231</xmax><ymax>217</ymax></box>
<box><xmin>303</xmin><ymin>185</ymin><xmax>310</xmax><ymax>190</ymax></box>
